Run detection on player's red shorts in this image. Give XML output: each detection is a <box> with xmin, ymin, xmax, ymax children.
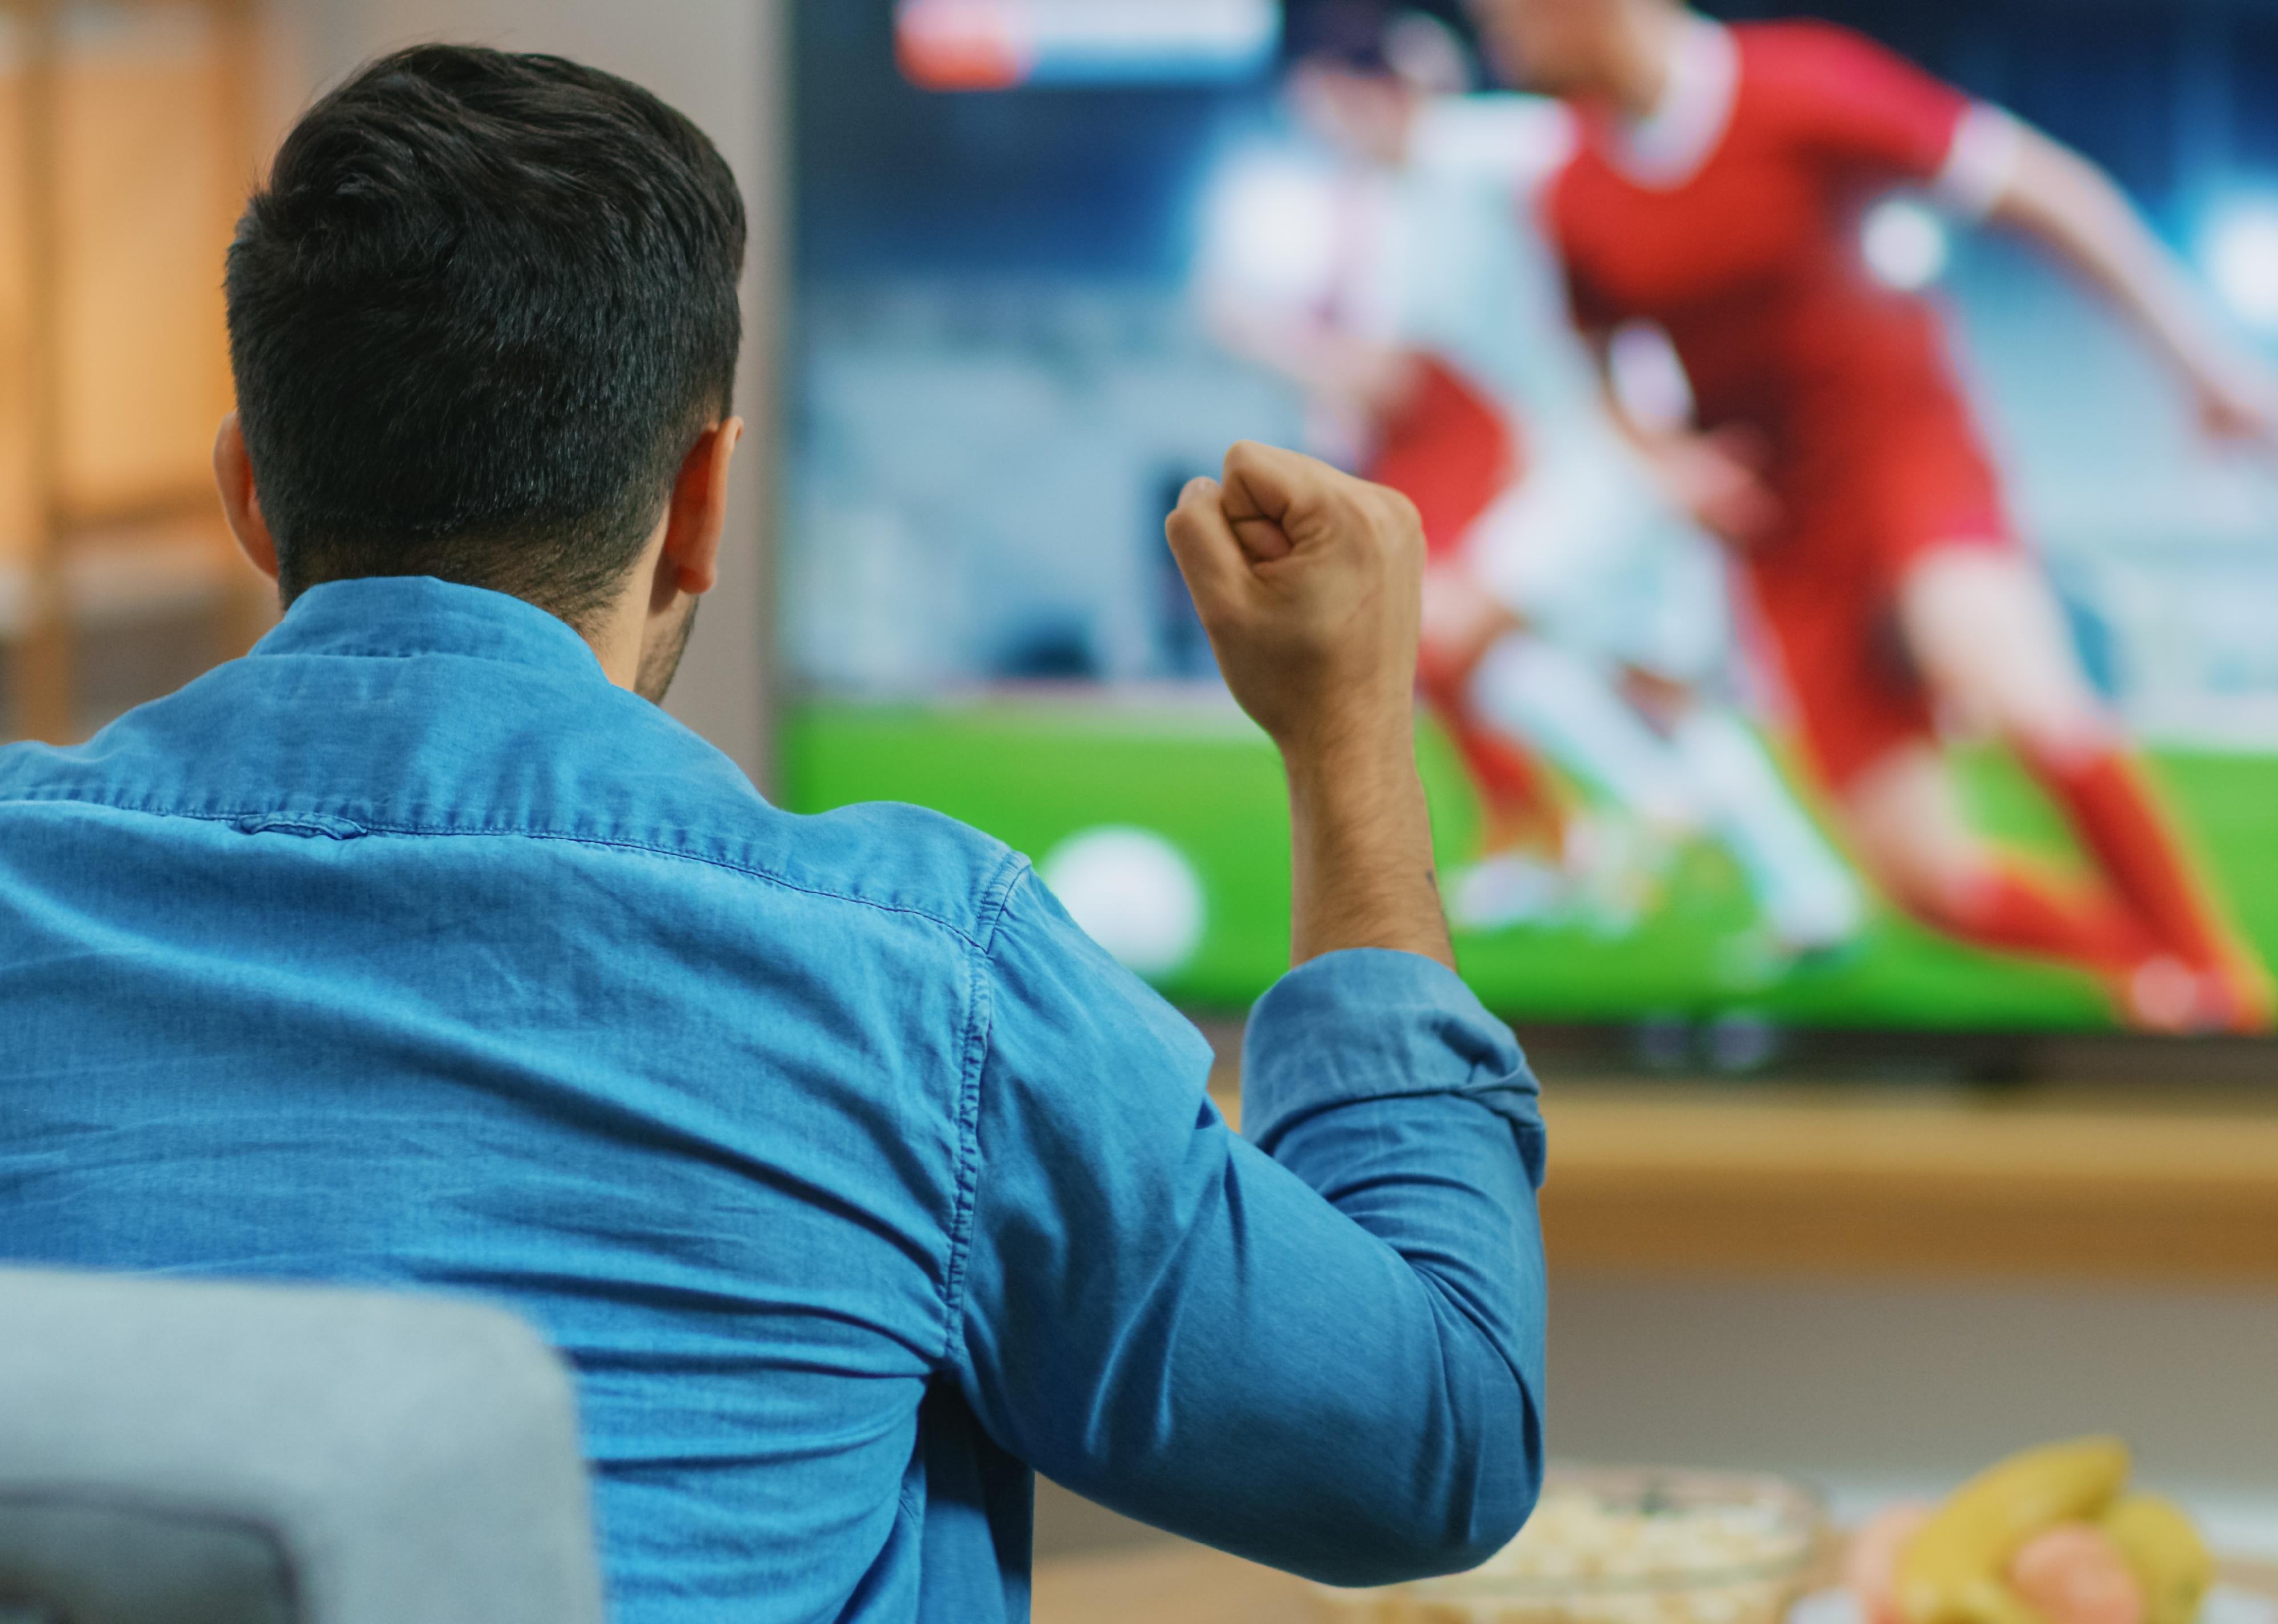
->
<box><xmin>1747</xmin><ymin>391</ymin><xmax>2018</xmax><ymax>793</ymax></box>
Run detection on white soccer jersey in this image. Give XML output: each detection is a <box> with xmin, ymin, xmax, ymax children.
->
<box><xmin>1381</xmin><ymin>96</ymin><xmax>1733</xmax><ymax>685</ymax></box>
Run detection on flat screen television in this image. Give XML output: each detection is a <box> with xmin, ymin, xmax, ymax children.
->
<box><xmin>780</xmin><ymin>0</ymin><xmax>2278</xmax><ymax>1055</ymax></box>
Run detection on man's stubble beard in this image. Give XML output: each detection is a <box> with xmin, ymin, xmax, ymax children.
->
<box><xmin>635</xmin><ymin>597</ymin><xmax>699</xmax><ymax>704</ymax></box>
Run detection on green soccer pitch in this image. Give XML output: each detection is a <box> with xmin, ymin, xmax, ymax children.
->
<box><xmin>784</xmin><ymin>699</ymin><xmax>2278</xmax><ymax>1031</ymax></box>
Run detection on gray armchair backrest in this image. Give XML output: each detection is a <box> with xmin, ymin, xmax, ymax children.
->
<box><xmin>0</xmin><ymin>1269</ymin><xmax>606</xmax><ymax>1624</ymax></box>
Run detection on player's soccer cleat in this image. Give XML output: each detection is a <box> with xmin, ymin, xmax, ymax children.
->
<box><xmin>1449</xmin><ymin>852</ymin><xmax>1570</xmax><ymax>933</ymax></box>
<box><xmin>2109</xmin><ymin>952</ymin><xmax>2276</xmax><ymax>1036</ymax></box>
<box><xmin>1563</xmin><ymin>814</ymin><xmax>1676</xmax><ymax>939</ymax></box>
<box><xmin>2116</xmin><ymin>955</ymin><xmax>2203</xmax><ymax>1034</ymax></box>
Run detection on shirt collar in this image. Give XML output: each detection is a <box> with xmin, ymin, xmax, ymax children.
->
<box><xmin>251</xmin><ymin>576</ymin><xmax>610</xmax><ymax>680</ymax></box>
<box><xmin>1610</xmin><ymin>16</ymin><xmax>1737</xmax><ymax>189</ymax></box>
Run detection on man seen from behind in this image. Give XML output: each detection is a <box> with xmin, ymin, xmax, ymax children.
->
<box><xmin>0</xmin><ymin>46</ymin><xmax>1548</xmax><ymax>1622</ymax></box>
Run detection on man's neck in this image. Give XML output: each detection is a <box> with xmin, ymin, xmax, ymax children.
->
<box><xmin>581</xmin><ymin>537</ymin><xmax>675</xmax><ymax>693</ymax></box>
<box><xmin>585</xmin><ymin>610</ymin><xmax>647</xmax><ymax>692</ymax></box>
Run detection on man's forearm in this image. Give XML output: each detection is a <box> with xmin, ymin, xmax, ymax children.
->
<box><xmin>961</xmin><ymin>874</ymin><xmax>1545</xmax><ymax>1589</ymax></box>
<box><xmin>1284</xmin><ymin>725</ymin><xmax>1455</xmax><ymax>970</ymax></box>
<box><xmin>1018</xmin><ymin>445</ymin><xmax>1542</xmax><ymax>1582</ymax></box>
<box><xmin>1161</xmin><ymin>441</ymin><xmax>1458</xmax><ymax>969</ymax></box>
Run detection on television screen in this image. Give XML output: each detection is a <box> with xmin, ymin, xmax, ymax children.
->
<box><xmin>781</xmin><ymin>0</ymin><xmax>2278</xmax><ymax>1037</ymax></box>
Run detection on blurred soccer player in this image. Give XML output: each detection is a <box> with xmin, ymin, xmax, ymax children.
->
<box><xmin>1206</xmin><ymin>4</ymin><xmax>1864</xmax><ymax>953</ymax></box>
<box><xmin>1467</xmin><ymin>0</ymin><xmax>2278</xmax><ymax>1029</ymax></box>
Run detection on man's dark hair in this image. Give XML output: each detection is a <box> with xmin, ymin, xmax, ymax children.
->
<box><xmin>1288</xmin><ymin>1</ymin><xmax>1399</xmax><ymax>72</ymax></box>
<box><xmin>226</xmin><ymin>44</ymin><xmax>746</xmax><ymax>627</ymax></box>
<box><xmin>1285</xmin><ymin>0</ymin><xmax>1476</xmax><ymax>76</ymax></box>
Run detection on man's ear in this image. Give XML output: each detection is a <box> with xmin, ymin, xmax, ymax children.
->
<box><xmin>653</xmin><ymin>417</ymin><xmax>745</xmax><ymax>606</ymax></box>
<box><xmin>214</xmin><ymin>413</ymin><xmax>280</xmax><ymax>583</ymax></box>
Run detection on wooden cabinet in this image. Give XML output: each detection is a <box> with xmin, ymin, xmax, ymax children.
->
<box><xmin>0</xmin><ymin>0</ymin><xmax>269</xmax><ymax>742</ymax></box>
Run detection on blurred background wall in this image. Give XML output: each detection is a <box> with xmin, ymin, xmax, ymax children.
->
<box><xmin>1545</xmin><ymin>1278</ymin><xmax>2278</xmax><ymax>1557</ymax></box>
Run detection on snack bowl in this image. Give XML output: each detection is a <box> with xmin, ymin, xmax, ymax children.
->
<box><xmin>1311</xmin><ymin>1467</ymin><xmax>1830</xmax><ymax>1624</ymax></box>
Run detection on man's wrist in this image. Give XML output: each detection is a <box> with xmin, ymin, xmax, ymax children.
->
<box><xmin>1279</xmin><ymin>700</ymin><xmax>1433</xmax><ymax>851</ymax></box>
<box><xmin>1279</xmin><ymin>703</ymin><xmax>1453</xmax><ymax>970</ymax></box>
<box><xmin>1283</xmin><ymin>745</ymin><xmax>1424</xmax><ymax>827</ymax></box>
<box><xmin>1275</xmin><ymin>700</ymin><xmax>1417</xmax><ymax>786</ymax></box>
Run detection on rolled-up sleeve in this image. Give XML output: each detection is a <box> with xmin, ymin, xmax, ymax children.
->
<box><xmin>950</xmin><ymin>868</ymin><xmax>1546</xmax><ymax>1587</ymax></box>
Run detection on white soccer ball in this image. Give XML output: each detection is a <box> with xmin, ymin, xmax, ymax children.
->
<box><xmin>1039</xmin><ymin>826</ymin><xmax>1207</xmax><ymax>981</ymax></box>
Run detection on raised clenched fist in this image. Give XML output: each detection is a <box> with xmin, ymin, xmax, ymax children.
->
<box><xmin>1165</xmin><ymin>442</ymin><xmax>1426</xmax><ymax>762</ymax></box>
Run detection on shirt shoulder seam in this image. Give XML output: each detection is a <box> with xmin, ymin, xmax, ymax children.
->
<box><xmin>0</xmin><ymin>793</ymin><xmax>1004</xmax><ymax>950</ymax></box>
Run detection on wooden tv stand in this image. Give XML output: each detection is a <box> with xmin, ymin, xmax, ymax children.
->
<box><xmin>1533</xmin><ymin>1079</ymin><xmax>2278</xmax><ymax>1282</ymax></box>
<box><xmin>1199</xmin><ymin>1021</ymin><xmax>2278</xmax><ymax>1283</ymax></box>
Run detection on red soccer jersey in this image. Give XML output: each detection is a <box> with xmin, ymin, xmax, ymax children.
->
<box><xmin>1546</xmin><ymin>19</ymin><xmax>2022</xmax><ymax>787</ymax></box>
<box><xmin>1547</xmin><ymin>18</ymin><xmax>2014</xmax><ymax>560</ymax></box>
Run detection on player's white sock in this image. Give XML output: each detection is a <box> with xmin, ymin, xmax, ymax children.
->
<box><xmin>1668</xmin><ymin>706</ymin><xmax>1865</xmax><ymax>953</ymax></box>
<box><xmin>1467</xmin><ymin>635</ymin><xmax>1701</xmax><ymax>837</ymax></box>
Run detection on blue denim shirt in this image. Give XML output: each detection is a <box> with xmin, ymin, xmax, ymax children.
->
<box><xmin>0</xmin><ymin>578</ymin><xmax>1547</xmax><ymax>1623</ymax></box>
